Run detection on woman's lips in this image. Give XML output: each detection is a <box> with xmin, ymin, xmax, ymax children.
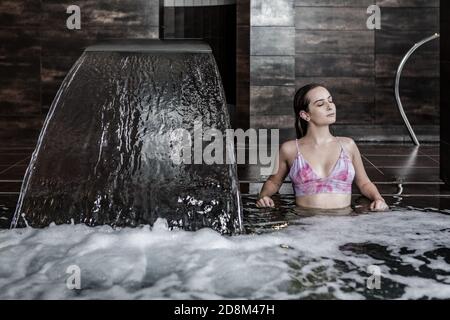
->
<box><xmin>327</xmin><ymin>113</ymin><xmax>335</xmax><ymax>117</ymax></box>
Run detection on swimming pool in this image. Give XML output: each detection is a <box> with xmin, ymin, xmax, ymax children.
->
<box><xmin>0</xmin><ymin>194</ymin><xmax>449</xmax><ymax>299</ymax></box>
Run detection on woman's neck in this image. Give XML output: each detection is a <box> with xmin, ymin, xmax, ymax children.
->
<box><xmin>303</xmin><ymin>126</ymin><xmax>334</xmax><ymax>146</ymax></box>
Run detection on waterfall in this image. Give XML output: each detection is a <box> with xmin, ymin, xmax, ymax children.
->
<box><xmin>11</xmin><ymin>39</ymin><xmax>243</xmax><ymax>235</ymax></box>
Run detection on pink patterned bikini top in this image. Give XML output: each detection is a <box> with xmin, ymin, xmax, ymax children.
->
<box><xmin>288</xmin><ymin>137</ymin><xmax>355</xmax><ymax>196</ymax></box>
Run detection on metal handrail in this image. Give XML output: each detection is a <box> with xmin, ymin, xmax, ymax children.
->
<box><xmin>394</xmin><ymin>33</ymin><xmax>440</xmax><ymax>146</ymax></box>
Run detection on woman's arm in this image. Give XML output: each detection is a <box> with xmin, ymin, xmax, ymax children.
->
<box><xmin>347</xmin><ymin>138</ymin><xmax>389</xmax><ymax>211</ymax></box>
<box><xmin>256</xmin><ymin>142</ymin><xmax>290</xmax><ymax>207</ymax></box>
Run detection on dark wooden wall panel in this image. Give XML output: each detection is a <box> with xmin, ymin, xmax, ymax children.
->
<box><xmin>293</xmin><ymin>0</ymin><xmax>440</xmax><ymax>141</ymax></box>
<box><xmin>249</xmin><ymin>0</ymin><xmax>295</xmax><ymax>133</ymax></box>
<box><xmin>236</xmin><ymin>0</ymin><xmax>250</xmax><ymax>130</ymax></box>
<box><xmin>0</xmin><ymin>0</ymin><xmax>41</xmax><ymax>139</ymax></box>
<box><xmin>375</xmin><ymin>4</ymin><xmax>440</xmax><ymax>128</ymax></box>
<box><xmin>0</xmin><ymin>0</ymin><xmax>160</xmax><ymax>139</ymax></box>
<box><xmin>440</xmin><ymin>0</ymin><xmax>449</xmax><ymax>185</ymax></box>
<box><xmin>0</xmin><ymin>0</ymin><xmax>442</xmax><ymax>142</ymax></box>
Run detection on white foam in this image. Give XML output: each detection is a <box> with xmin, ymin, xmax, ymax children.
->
<box><xmin>0</xmin><ymin>210</ymin><xmax>449</xmax><ymax>299</ymax></box>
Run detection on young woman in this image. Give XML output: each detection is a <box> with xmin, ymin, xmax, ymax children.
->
<box><xmin>256</xmin><ymin>83</ymin><xmax>389</xmax><ymax>212</ymax></box>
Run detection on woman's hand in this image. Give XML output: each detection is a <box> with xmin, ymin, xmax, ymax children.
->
<box><xmin>256</xmin><ymin>196</ymin><xmax>275</xmax><ymax>208</ymax></box>
<box><xmin>369</xmin><ymin>198</ymin><xmax>389</xmax><ymax>211</ymax></box>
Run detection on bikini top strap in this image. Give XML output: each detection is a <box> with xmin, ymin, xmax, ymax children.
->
<box><xmin>335</xmin><ymin>136</ymin><xmax>346</xmax><ymax>155</ymax></box>
<box><xmin>295</xmin><ymin>139</ymin><xmax>300</xmax><ymax>155</ymax></box>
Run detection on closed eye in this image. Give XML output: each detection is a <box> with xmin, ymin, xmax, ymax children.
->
<box><xmin>314</xmin><ymin>96</ymin><xmax>333</xmax><ymax>107</ymax></box>
<box><xmin>318</xmin><ymin>98</ymin><xmax>333</xmax><ymax>106</ymax></box>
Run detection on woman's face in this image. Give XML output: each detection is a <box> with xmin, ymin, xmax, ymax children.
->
<box><xmin>300</xmin><ymin>86</ymin><xmax>336</xmax><ymax>124</ymax></box>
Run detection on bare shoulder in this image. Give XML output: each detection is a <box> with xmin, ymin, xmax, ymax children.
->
<box><xmin>336</xmin><ymin>136</ymin><xmax>355</xmax><ymax>146</ymax></box>
<box><xmin>336</xmin><ymin>136</ymin><xmax>358</xmax><ymax>157</ymax></box>
<box><xmin>279</xmin><ymin>139</ymin><xmax>298</xmax><ymax>160</ymax></box>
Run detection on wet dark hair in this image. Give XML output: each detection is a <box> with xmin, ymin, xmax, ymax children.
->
<box><xmin>293</xmin><ymin>83</ymin><xmax>325</xmax><ymax>138</ymax></box>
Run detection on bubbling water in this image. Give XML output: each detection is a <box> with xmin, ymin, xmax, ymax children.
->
<box><xmin>0</xmin><ymin>209</ymin><xmax>449</xmax><ymax>299</ymax></box>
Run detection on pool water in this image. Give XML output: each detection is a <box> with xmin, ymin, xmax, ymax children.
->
<box><xmin>0</xmin><ymin>194</ymin><xmax>449</xmax><ymax>299</ymax></box>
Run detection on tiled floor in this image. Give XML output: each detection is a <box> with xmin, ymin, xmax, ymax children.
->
<box><xmin>0</xmin><ymin>139</ymin><xmax>449</xmax><ymax>228</ymax></box>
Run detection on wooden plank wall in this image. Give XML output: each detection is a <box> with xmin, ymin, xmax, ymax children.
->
<box><xmin>249</xmin><ymin>0</ymin><xmax>440</xmax><ymax>142</ymax></box>
<box><xmin>0</xmin><ymin>1</ymin><xmax>441</xmax><ymax>142</ymax></box>
<box><xmin>0</xmin><ymin>0</ymin><xmax>160</xmax><ymax>140</ymax></box>
<box><xmin>237</xmin><ymin>0</ymin><xmax>250</xmax><ymax>130</ymax></box>
<box><xmin>441</xmin><ymin>0</ymin><xmax>449</xmax><ymax>185</ymax></box>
